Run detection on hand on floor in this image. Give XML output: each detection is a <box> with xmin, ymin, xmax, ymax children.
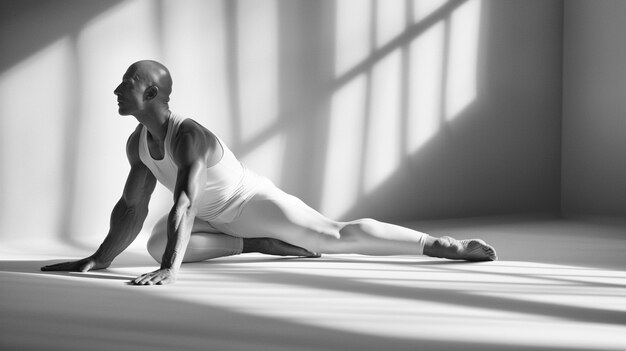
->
<box><xmin>41</xmin><ymin>256</ymin><xmax>110</xmax><ymax>272</ymax></box>
<box><xmin>130</xmin><ymin>268</ymin><xmax>176</xmax><ymax>285</ymax></box>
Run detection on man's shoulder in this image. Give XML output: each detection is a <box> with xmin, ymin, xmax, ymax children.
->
<box><xmin>171</xmin><ymin>118</ymin><xmax>218</xmax><ymax>162</ymax></box>
<box><xmin>126</xmin><ymin>124</ymin><xmax>143</xmax><ymax>147</ymax></box>
<box><xmin>178</xmin><ymin>118</ymin><xmax>207</xmax><ymax>135</ymax></box>
<box><xmin>174</xmin><ymin>118</ymin><xmax>216</xmax><ymax>144</ymax></box>
<box><xmin>125</xmin><ymin>124</ymin><xmax>143</xmax><ymax>162</ymax></box>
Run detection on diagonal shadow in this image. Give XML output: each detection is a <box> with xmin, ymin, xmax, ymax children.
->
<box><xmin>422</xmin><ymin>262</ymin><xmax>626</xmax><ymax>290</ymax></box>
<box><xmin>0</xmin><ymin>0</ymin><xmax>124</xmax><ymax>75</ymax></box>
<box><xmin>1</xmin><ymin>266</ymin><xmax>588</xmax><ymax>351</ymax></box>
<box><xmin>0</xmin><ymin>0</ymin><xmax>125</xmax><ymax>248</ymax></box>
<box><xmin>224</xmin><ymin>267</ymin><xmax>626</xmax><ymax>326</ymax></box>
<box><xmin>223</xmin><ymin>0</ymin><xmax>243</xmax><ymax>146</ymax></box>
<box><xmin>221</xmin><ymin>0</ymin><xmax>468</xmax><ymax>210</ymax></box>
<box><xmin>340</xmin><ymin>0</ymin><xmax>563</xmax><ymax>221</ymax></box>
<box><xmin>292</xmin><ymin>255</ymin><xmax>626</xmax><ymax>290</ymax></box>
<box><xmin>331</xmin><ymin>0</ymin><xmax>468</xmax><ymax>92</ymax></box>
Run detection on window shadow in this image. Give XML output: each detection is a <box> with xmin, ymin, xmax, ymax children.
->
<box><xmin>0</xmin><ymin>0</ymin><xmax>124</xmax><ymax>74</ymax></box>
<box><xmin>216</xmin><ymin>263</ymin><xmax>626</xmax><ymax>326</ymax></box>
<box><xmin>0</xmin><ymin>258</ymin><xmax>611</xmax><ymax>351</ymax></box>
<box><xmin>0</xmin><ymin>0</ymin><xmax>124</xmax><ymax>247</ymax></box>
<box><xmin>341</xmin><ymin>0</ymin><xmax>563</xmax><ymax>220</ymax></box>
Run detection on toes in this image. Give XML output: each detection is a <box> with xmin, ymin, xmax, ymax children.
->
<box><xmin>482</xmin><ymin>247</ymin><xmax>495</xmax><ymax>260</ymax></box>
<box><xmin>480</xmin><ymin>244</ymin><xmax>497</xmax><ymax>261</ymax></box>
<box><xmin>482</xmin><ymin>242</ymin><xmax>497</xmax><ymax>257</ymax></box>
<box><xmin>463</xmin><ymin>239</ymin><xmax>497</xmax><ymax>261</ymax></box>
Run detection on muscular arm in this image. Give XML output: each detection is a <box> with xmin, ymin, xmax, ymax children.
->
<box><xmin>92</xmin><ymin>130</ymin><xmax>157</xmax><ymax>264</ymax></box>
<box><xmin>160</xmin><ymin>158</ymin><xmax>205</xmax><ymax>270</ymax></box>
<box><xmin>42</xmin><ymin>126</ymin><xmax>156</xmax><ymax>272</ymax></box>
<box><xmin>131</xmin><ymin>121</ymin><xmax>212</xmax><ymax>285</ymax></box>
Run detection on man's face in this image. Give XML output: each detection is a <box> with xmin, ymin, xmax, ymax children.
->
<box><xmin>113</xmin><ymin>68</ymin><xmax>147</xmax><ymax>116</ymax></box>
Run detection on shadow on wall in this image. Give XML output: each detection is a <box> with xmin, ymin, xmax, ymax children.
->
<box><xmin>0</xmin><ymin>0</ymin><xmax>562</xmax><ymax>246</ymax></box>
<box><xmin>0</xmin><ymin>0</ymin><xmax>125</xmax><ymax>247</ymax></box>
<box><xmin>343</xmin><ymin>0</ymin><xmax>563</xmax><ymax>221</ymax></box>
<box><xmin>219</xmin><ymin>0</ymin><xmax>562</xmax><ymax>222</ymax></box>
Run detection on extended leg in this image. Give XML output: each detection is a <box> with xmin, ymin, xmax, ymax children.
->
<box><xmin>212</xmin><ymin>186</ymin><xmax>497</xmax><ymax>261</ymax></box>
<box><xmin>334</xmin><ymin>219</ymin><xmax>496</xmax><ymax>260</ymax></box>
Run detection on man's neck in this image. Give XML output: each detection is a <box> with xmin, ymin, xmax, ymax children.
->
<box><xmin>136</xmin><ymin>108</ymin><xmax>171</xmax><ymax>141</ymax></box>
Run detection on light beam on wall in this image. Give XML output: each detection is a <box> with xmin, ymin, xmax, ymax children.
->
<box><xmin>375</xmin><ymin>0</ymin><xmax>406</xmax><ymax>49</ymax></box>
<box><xmin>445</xmin><ymin>0</ymin><xmax>482</xmax><ymax>121</ymax></box>
<box><xmin>0</xmin><ymin>38</ymin><xmax>71</xmax><ymax>239</ymax></box>
<box><xmin>69</xmin><ymin>0</ymin><xmax>161</xmax><ymax>242</ymax></box>
<box><xmin>161</xmin><ymin>0</ymin><xmax>233</xmax><ymax>140</ymax></box>
<box><xmin>364</xmin><ymin>50</ymin><xmax>402</xmax><ymax>193</ymax></box>
<box><xmin>408</xmin><ymin>21</ymin><xmax>445</xmax><ymax>154</ymax></box>
<box><xmin>334</xmin><ymin>0</ymin><xmax>372</xmax><ymax>77</ymax></box>
<box><xmin>323</xmin><ymin>0</ymin><xmax>482</xmax><ymax>218</ymax></box>
<box><xmin>322</xmin><ymin>76</ymin><xmax>367</xmax><ymax>218</ymax></box>
<box><xmin>241</xmin><ymin>134</ymin><xmax>286</xmax><ymax>185</ymax></box>
<box><xmin>237</xmin><ymin>0</ymin><xmax>279</xmax><ymax>144</ymax></box>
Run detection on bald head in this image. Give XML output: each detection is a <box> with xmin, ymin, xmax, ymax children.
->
<box><xmin>114</xmin><ymin>60</ymin><xmax>174</xmax><ymax>117</ymax></box>
<box><xmin>127</xmin><ymin>60</ymin><xmax>173</xmax><ymax>103</ymax></box>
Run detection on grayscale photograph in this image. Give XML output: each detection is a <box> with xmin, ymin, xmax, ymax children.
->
<box><xmin>0</xmin><ymin>1</ymin><xmax>624</xmax><ymax>350</ymax></box>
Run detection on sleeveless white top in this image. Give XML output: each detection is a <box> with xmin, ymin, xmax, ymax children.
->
<box><xmin>138</xmin><ymin>113</ymin><xmax>262</xmax><ymax>223</ymax></box>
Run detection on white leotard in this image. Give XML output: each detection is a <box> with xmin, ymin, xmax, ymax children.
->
<box><xmin>138</xmin><ymin>113</ymin><xmax>263</xmax><ymax>223</ymax></box>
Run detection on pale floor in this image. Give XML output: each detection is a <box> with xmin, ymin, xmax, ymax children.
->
<box><xmin>1</xmin><ymin>215</ymin><xmax>625</xmax><ymax>351</ymax></box>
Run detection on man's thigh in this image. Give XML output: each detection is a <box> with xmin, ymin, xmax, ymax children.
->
<box><xmin>148</xmin><ymin>214</ymin><xmax>243</xmax><ymax>263</ymax></box>
<box><xmin>212</xmin><ymin>190</ymin><xmax>341</xmax><ymax>252</ymax></box>
<box><xmin>152</xmin><ymin>214</ymin><xmax>225</xmax><ymax>236</ymax></box>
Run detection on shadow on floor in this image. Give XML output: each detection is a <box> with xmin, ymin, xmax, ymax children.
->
<box><xmin>0</xmin><ymin>259</ymin><xmax>604</xmax><ymax>351</ymax></box>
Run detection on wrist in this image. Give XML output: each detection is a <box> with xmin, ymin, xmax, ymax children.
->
<box><xmin>90</xmin><ymin>253</ymin><xmax>112</xmax><ymax>266</ymax></box>
<box><xmin>159</xmin><ymin>261</ymin><xmax>177</xmax><ymax>271</ymax></box>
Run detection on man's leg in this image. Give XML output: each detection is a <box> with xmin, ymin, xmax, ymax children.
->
<box><xmin>147</xmin><ymin>214</ymin><xmax>319</xmax><ymax>263</ymax></box>
<box><xmin>147</xmin><ymin>215</ymin><xmax>243</xmax><ymax>263</ymax></box>
<box><xmin>336</xmin><ymin>219</ymin><xmax>496</xmax><ymax>261</ymax></box>
<box><xmin>212</xmin><ymin>187</ymin><xmax>497</xmax><ymax>261</ymax></box>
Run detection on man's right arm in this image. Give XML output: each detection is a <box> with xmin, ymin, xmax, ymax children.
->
<box><xmin>42</xmin><ymin>126</ymin><xmax>157</xmax><ymax>272</ymax></box>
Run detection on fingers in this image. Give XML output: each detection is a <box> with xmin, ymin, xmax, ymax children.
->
<box><xmin>41</xmin><ymin>258</ymin><xmax>100</xmax><ymax>272</ymax></box>
<box><xmin>132</xmin><ymin>272</ymin><xmax>156</xmax><ymax>285</ymax></box>
<box><xmin>41</xmin><ymin>261</ymin><xmax>80</xmax><ymax>271</ymax></box>
<box><xmin>129</xmin><ymin>269</ymin><xmax>175</xmax><ymax>286</ymax></box>
<box><xmin>294</xmin><ymin>245</ymin><xmax>321</xmax><ymax>258</ymax></box>
<box><xmin>292</xmin><ymin>247</ymin><xmax>321</xmax><ymax>258</ymax></box>
<box><xmin>130</xmin><ymin>275</ymin><xmax>171</xmax><ymax>285</ymax></box>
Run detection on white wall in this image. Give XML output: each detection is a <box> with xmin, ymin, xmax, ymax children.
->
<box><xmin>562</xmin><ymin>0</ymin><xmax>626</xmax><ymax>217</ymax></box>
<box><xmin>0</xmin><ymin>0</ymin><xmax>564</xmax><ymax>246</ymax></box>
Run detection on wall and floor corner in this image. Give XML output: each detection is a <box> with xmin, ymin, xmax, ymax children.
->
<box><xmin>0</xmin><ymin>0</ymin><xmax>622</xmax><ymax>247</ymax></box>
<box><xmin>562</xmin><ymin>0</ymin><xmax>626</xmax><ymax>218</ymax></box>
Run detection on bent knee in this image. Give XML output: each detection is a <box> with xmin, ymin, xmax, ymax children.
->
<box><xmin>147</xmin><ymin>215</ymin><xmax>168</xmax><ymax>263</ymax></box>
<box><xmin>147</xmin><ymin>232</ymin><xmax>166</xmax><ymax>264</ymax></box>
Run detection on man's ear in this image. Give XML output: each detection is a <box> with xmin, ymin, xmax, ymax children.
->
<box><xmin>144</xmin><ymin>85</ymin><xmax>159</xmax><ymax>101</ymax></box>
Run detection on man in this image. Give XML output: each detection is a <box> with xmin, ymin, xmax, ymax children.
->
<box><xmin>42</xmin><ymin>60</ymin><xmax>497</xmax><ymax>285</ymax></box>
